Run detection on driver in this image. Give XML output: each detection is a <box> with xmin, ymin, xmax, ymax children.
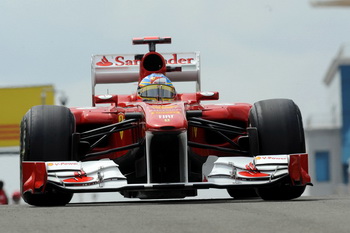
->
<box><xmin>137</xmin><ymin>73</ymin><xmax>176</xmax><ymax>101</ymax></box>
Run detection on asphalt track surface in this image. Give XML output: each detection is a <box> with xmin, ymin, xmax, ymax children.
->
<box><xmin>1</xmin><ymin>195</ymin><xmax>349</xmax><ymax>233</ymax></box>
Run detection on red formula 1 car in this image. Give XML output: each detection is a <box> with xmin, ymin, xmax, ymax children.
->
<box><xmin>20</xmin><ymin>37</ymin><xmax>311</xmax><ymax>206</ymax></box>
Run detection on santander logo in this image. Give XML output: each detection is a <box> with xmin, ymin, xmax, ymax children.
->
<box><xmin>238</xmin><ymin>162</ymin><xmax>269</xmax><ymax>177</ymax></box>
<box><xmin>238</xmin><ymin>171</ymin><xmax>269</xmax><ymax>177</ymax></box>
<box><xmin>63</xmin><ymin>170</ymin><xmax>93</xmax><ymax>183</ymax></box>
<box><xmin>96</xmin><ymin>54</ymin><xmax>194</xmax><ymax>67</ymax></box>
<box><xmin>96</xmin><ymin>56</ymin><xmax>113</xmax><ymax>66</ymax></box>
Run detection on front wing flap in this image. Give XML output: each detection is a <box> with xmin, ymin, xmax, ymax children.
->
<box><xmin>22</xmin><ymin>154</ymin><xmax>310</xmax><ymax>195</ymax></box>
<box><xmin>206</xmin><ymin>154</ymin><xmax>310</xmax><ymax>186</ymax></box>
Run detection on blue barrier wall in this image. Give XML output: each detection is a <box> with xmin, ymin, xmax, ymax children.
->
<box><xmin>340</xmin><ymin>65</ymin><xmax>350</xmax><ymax>183</ymax></box>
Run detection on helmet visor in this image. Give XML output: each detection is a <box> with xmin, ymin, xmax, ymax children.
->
<box><xmin>138</xmin><ymin>85</ymin><xmax>176</xmax><ymax>100</ymax></box>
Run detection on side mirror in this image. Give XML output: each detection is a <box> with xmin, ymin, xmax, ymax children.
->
<box><xmin>196</xmin><ymin>91</ymin><xmax>219</xmax><ymax>101</ymax></box>
<box><xmin>94</xmin><ymin>95</ymin><xmax>118</xmax><ymax>105</ymax></box>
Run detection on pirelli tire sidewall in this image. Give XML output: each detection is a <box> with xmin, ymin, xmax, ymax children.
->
<box><xmin>249</xmin><ymin>98</ymin><xmax>306</xmax><ymax>200</ymax></box>
<box><xmin>249</xmin><ymin>98</ymin><xmax>305</xmax><ymax>155</ymax></box>
<box><xmin>21</xmin><ymin>105</ymin><xmax>75</xmax><ymax>161</ymax></box>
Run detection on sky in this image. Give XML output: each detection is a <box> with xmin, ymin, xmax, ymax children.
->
<box><xmin>1</xmin><ymin>0</ymin><xmax>350</xmax><ymax>123</ymax></box>
<box><xmin>0</xmin><ymin>0</ymin><xmax>349</xmax><ymax>201</ymax></box>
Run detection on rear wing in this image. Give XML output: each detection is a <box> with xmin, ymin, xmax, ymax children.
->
<box><xmin>91</xmin><ymin>52</ymin><xmax>201</xmax><ymax>97</ymax></box>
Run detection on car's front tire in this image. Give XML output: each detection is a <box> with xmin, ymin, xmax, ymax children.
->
<box><xmin>20</xmin><ymin>105</ymin><xmax>75</xmax><ymax>206</ymax></box>
<box><xmin>249</xmin><ymin>99</ymin><xmax>306</xmax><ymax>200</ymax></box>
<box><xmin>227</xmin><ymin>188</ymin><xmax>258</xmax><ymax>199</ymax></box>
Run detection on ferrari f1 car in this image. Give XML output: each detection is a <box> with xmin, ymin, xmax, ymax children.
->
<box><xmin>20</xmin><ymin>37</ymin><xmax>311</xmax><ymax>206</ymax></box>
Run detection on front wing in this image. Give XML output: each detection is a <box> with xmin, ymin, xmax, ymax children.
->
<box><xmin>22</xmin><ymin>154</ymin><xmax>311</xmax><ymax>195</ymax></box>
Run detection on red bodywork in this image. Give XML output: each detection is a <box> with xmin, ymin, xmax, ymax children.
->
<box><xmin>71</xmin><ymin>98</ymin><xmax>252</xmax><ymax>160</ymax></box>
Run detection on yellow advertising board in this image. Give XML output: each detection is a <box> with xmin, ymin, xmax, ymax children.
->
<box><xmin>0</xmin><ymin>85</ymin><xmax>55</xmax><ymax>147</ymax></box>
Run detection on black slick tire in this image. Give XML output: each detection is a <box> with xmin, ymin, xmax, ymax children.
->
<box><xmin>20</xmin><ymin>105</ymin><xmax>75</xmax><ymax>206</ymax></box>
<box><xmin>249</xmin><ymin>99</ymin><xmax>306</xmax><ymax>200</ymax></box>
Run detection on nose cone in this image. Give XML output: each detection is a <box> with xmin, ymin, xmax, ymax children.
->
<box><xmin>142</xmin><ymin>103</ymin><xmax>187</xmax><ymax>131</ymax></box>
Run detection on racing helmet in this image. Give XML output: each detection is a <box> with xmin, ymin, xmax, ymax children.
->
<box><xmin>138</xmin><ymin>73</ymin><xmax>176</xmax><ymax>101</ymax></box>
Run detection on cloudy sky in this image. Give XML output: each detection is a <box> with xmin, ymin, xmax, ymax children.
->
<box><xmin>1</xmin><ymin>0</ymin><xmax>350</xmax><ymax>124</ymax></box>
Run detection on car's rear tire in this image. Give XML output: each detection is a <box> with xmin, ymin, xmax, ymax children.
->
<box><xmin>249</xmin><ymin>99</ymin><xmax>306</xmax><ymax>200</ymax></box>
<box><xmin>20</xmin><ymin>105</ymin><xmax>75</xmax><ymax>206</ymax></box>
